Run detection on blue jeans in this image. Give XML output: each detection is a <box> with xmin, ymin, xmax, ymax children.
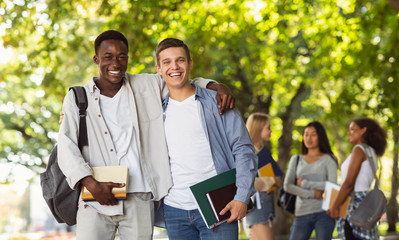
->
<box><xmin>289</xmin><ymin>211</ymin><xmax>335</xmax><ymax>240</ymax></box>
<box><xmin>164</xmin><ymin>204</ymin><xmax>238</xmax><ymax>240</ymax></box>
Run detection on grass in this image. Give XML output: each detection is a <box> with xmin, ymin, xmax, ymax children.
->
<box><xmin>238</xmin><ymin>222</ymin><xmax>399</xmax><ymax>240</ymax></box>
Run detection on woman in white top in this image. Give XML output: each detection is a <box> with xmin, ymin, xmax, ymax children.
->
<box><xmin>328</xmin><ymin>117</ymin><xmax>387</xmax><ymax>240</ymax></box>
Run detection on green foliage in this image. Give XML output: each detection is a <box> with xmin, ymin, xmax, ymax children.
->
<box><xmin>1</xmin><ymin>0</ymin><xmax>398</xmax><ymax>234</ymax></box>
<box><xmin>0</xmin><ymin>0</ymin><xmax>398</xmax><ymax>189</ymax></box>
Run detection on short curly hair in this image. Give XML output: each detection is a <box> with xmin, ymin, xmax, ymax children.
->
<box><xmin>94</xmin><ymin>30</ymin><xmax>128</xmax><ymax>55</ymax></box>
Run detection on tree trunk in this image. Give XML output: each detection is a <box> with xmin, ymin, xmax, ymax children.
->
<box><xmin>387</xmin><ymin>125</ymin><xmax>398</xmax><ymax>232</ymax></box>
<box><xmin>274</xmin><ymin>83</ymin><xmax>310</xmax><ymax>236</ymax></box>
<box><xmin>274</xmin><ymin>114</ymin><xmax>295</xmax><ymax>235</ymax></box>
<box><xmin>388</xmin><ymin>0</ymin><xmax>399</xmax><ymax>11</ymax></box>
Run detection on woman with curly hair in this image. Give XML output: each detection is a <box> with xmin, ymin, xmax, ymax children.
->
<box><xmin>328</xmin><ymin>118</ymin><xmax>387</xmax><ymax>240</ymax></box>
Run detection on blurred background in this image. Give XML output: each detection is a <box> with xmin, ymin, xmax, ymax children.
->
<box><xmin>0</xmin><ymin>0</ymin><xmax>398</xmax><ymax>239</ymax></box>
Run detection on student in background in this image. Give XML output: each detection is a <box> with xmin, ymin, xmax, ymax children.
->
<box><xmin>244</xmin><ymin>113</ymin><xmax>283</xmax><ymax>240</ymax></box>
<box><xmin>328</xmin><ymin>117</ymin><xmax>387</xmax><ymax>240</ymax></box>
<box><xmin>155</xmin><ymin>38</ymin><xmax>257</xmax><ymax>240</ymax></box>
<box><xmin>284</xmin><ymin>121</ymin><xmax>337</xmax><ymax>240</ymax></box>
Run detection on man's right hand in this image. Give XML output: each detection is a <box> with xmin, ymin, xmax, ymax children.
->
<box><xmin>81</xmin><ymin>176</ymin><xmax>125</xmax><ymax>206</ymax></box>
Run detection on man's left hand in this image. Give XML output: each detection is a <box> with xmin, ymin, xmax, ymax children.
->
<box><xmin>219</xmin><ymin>200</ymin><xmax>247</xmax><ymax>223</ymax></box>
<box><xmin>207</xmin><ymin>82</ymin><xmax>235</xmax><ymax>114</ymax></box>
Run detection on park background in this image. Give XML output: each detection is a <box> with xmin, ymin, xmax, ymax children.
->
<box><xmin>0</xmin><ymin>0</ymin><xmax>398</xmax><ymax>239</ymax></box>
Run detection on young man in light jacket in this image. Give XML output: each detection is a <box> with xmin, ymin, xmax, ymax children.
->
<box><xmin>58</xmin><ymin>30</ymin><xmax>234</xmax><ymax>240</ymax></box>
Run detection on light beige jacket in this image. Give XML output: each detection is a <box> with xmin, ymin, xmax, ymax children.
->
<box><xmin>58</xmin><ymin>73</ymin><xmax>211</xmax><ymax>201</ymax></box>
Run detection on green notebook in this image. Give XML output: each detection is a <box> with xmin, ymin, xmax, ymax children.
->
<box><xmin>189</xmin><ymin>168</ymin><xmax>236</xmax><ymax>229</ymax></box>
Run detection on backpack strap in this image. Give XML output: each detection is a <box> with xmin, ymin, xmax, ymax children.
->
<box><xmin>294</xmin><ymin>154</ymin><xmax>300</xmax><ymax>184</ymax></box>
<box><xmin>294</xmin><ymin>154</ymin><xmax>300</xmax><ymax>173</ymax></box>
<box><xmin>69</xmin><ymin>86</ymin><xmax>88</xmax><ymax>151</ymax></box>
<box><xmin>361</xmin><ymin>143</ymin><xmax>380</xmax><ymax>189</ymax></box>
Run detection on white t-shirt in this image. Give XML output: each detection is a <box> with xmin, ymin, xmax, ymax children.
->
<box><xmin>100</xmin><ymin>85</ymin><xmax>150</xmax><ymax>192</ymax></box>
<box><xmin>341</xmin><ymin>144</ymin><xmax>376</xmax><ymax>192</ymax></box>
<box><xmin>164</xmin><ymin>94</ymin><xmax>217</xmax><ymax>210</ymax></box>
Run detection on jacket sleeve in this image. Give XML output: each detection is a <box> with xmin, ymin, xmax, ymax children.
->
<box><xmin>191</xmin><ymin>77</ymin><xmax>217</xmax><ymax>89</ymax></box>
<box><xmin>57</xmin><ymin>90</ymin><xmax>92</xmax><ymax>189</ymax></box>
<box><xmin>223</xmin><ymin>108</ymin><xmax>258</xmax><ymax>204</ymax></box>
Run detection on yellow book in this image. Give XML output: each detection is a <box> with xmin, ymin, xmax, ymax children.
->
<box><xmin>257</xmin><ymin>163</ymin><xmax>276</xmax><ymax>192</ymax></box>
<box><xmin>258</xmin><ymin>163</ymin><xmax>274</xmax><ymax>177</ymax></box>
<box><xmin>81</xmin><ymin>165</ymin><xmax>129</xmax><ymax>202</ymax></box>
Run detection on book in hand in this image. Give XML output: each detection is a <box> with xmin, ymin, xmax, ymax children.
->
<box><xmin>190</xmin><ymin>169</ymin><xmax>253</xmax><ymax>229</ymax></box>
<box><xmin>257</xmin><ymin>147</ymin><xmax>284</xmax><ymax>177</ymax></box>
<box><xmin>81</xmin><ymin>165</ymin><xmax>129</xmax><ymax>202</ymax></box>
<box><xmin>322</xmin><ymin>181</ymin><xmax>351</xmax><ymax>219</ymax></box>
<box><xmin>206</xmin><ymin>183</ymin><xmax>236</xmax><ymax>222</ymax></box>
<box><xmin>257</xmin><ymin>163</ymin><xmax>276</xmax><ymax>192</ymax></box>
<box><xmin>205</xmin><ymin>183</ymin><xmax>254</xmax><ymax>224</ymax></box>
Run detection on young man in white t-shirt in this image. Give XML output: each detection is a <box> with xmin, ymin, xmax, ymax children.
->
<box><xmin>155</xmin><ymin>38</ymin><xmax>257</xmax><ymax>240</ymax></box>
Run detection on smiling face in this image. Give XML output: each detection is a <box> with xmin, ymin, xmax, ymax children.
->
<box><xmin>303</xmin><ymin>126</ymin><xmax>319</xmax><ymax>150</ymax></box>
<box><xmin>155</xmin><ymin>47</ymin><xmax>193</xmax><ymax>90</ymax></box>
<box><xmin>348</xmin><ymin>121</ymin><xmax>366</xmax><ymax>144</ymax></box>
<box><xmin>93</xmin><ymin>39</ymin><xmax>128</xmax><ymax>87</ymax></box>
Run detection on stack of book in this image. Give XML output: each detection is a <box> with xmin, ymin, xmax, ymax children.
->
<box><xmin>257</xmin><ymin>163</ymin><xmax>276</xmax><ymax>192</ymax></box>
<box><xmin>190</xmin><ymin>169</ymin><xmax>253</xmax><ymax>229</ymax></box>
<box><xmin>322</xmin><ymin>181</ymin><xmax>351</xmax><ymax>219</ymax></box>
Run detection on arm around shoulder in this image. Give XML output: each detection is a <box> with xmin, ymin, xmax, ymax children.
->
<box><xmin>190</xmin><ymin>77</ymin><xmax>216</xmax><ymax>88</ymax></box>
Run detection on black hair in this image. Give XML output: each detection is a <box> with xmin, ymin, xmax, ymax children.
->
<box><xmin>352</xmin><ymin>117</ymin><xmax>387</xmax><ymax>156</ymax></box>
<box><xmin>94</xmin><ymin>30</ymin><xmax>128</xmax><ymax>55</ymax></box>
<box><xmin>155</xmin><ymin>38</ymin><xmax>191</xmax><ymax>65</ymax></box>
<box><xmin>301</xmin><ymin>121</ymin><xmax>338</xmax><ymax>165</ymax></box>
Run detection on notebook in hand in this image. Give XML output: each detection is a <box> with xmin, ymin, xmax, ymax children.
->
<box><xmin>206</xmin><ymin>183</ymin><xmax>236</xmax><ymax>222</ymax></box>
<box><xmin>258</xmin><ymin>163</ymin><xmax>274</xmax><ymax>177</ymax></box>
<box><xmin>81</xmin><ymin>165</ymin><xmax>129</xmax><ymax>202</ymax></box>
<box><xmin>257</xmin><ymin>147</ymin><xmax>284</xmax><ymax>177</ymax></box>
<box><xmin>190</xmin><ymin>169</ymin><xmax>236</xmax><ymax>229</ymax></box>
<box><xmin>322</xmin><ymin>181</ymin><xmax>351</xmax><ymax>219</ymax></box>
<box><xmin>190</xmin><ymin>169</ymin><xmax>254</xmax><ymax>229</ymax></box>
<box><xmin>205</xmin><ymin>183</ymin><xmax>254</xmax><ymax>224</ymax></box>
<box><xmin>257</xmin><ymin>163</ymin><xmax>276</xmax><ymax>192</ymax></box>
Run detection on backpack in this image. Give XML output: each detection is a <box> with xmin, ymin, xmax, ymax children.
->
<box><xmin>40</xmin><ymin>86</ymin><xmax>88</xmax><ymax>226</ymax></box>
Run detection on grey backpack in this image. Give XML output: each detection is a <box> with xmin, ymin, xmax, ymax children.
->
<box><xmin>40</xmin><ymin>86</ymin><xmax>88</xmax><ymax>226</ymax></box>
